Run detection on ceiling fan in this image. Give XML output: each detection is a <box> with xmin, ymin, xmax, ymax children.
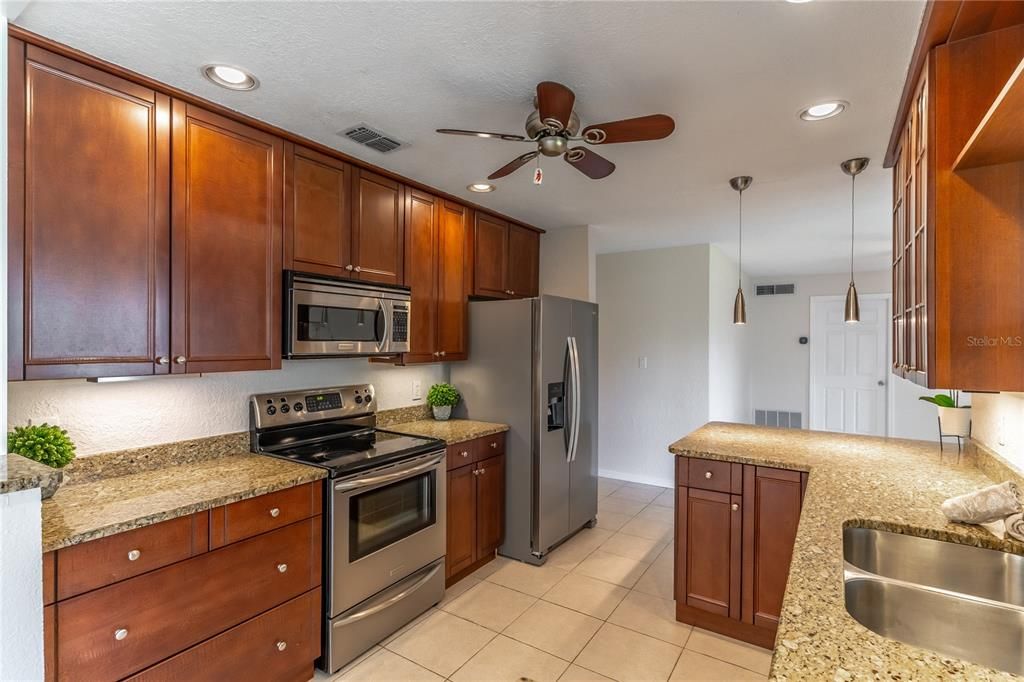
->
<box><xmin>437</xmin><ymin>81</ymin><xmax>675</xmax><ymax>181</ymax></box>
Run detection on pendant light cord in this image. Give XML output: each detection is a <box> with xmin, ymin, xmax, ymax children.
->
<box><xmin>850</xmin><ymin>174</ymin><xmax>856</xmax><ymax>285</ymax></box>
<box><xmin>738</xmin><ymin>189</ymin><xmax>743</xmax><ymax>289</ymax></box>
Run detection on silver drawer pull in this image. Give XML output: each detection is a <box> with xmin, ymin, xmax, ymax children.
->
<box><xmin>704</xmin><ymin>471</ymin><xmax>713</xmax><ymax>479</ymax></box>
<box><xmin>114</xmin><ymin>628</ymin><xmax>128</xmax><ymax>641</ymax></box>
<box><xmin>269</xmin><ymin>507</ymin><xmax>281</xmax><ymax>518</ymax></box>
<box><xmin>277</xmin><ymin>563</ymin><xmax>288</xmax><ymax>573</ymax></box>
<box><xmin>276</xmin><ymin>641</ymin><xmax>287</xmax><ymax>652</ymax></box>
<box><xmin>460</xmin><ymin>450</ymin><xmax>470</xmax><ymax>458</ymax></box>
<box><xmin>127</xmin><ymin>549</ymin><xmax>141</xmax><ymax>561</ymax></box>
<box><xmin>490</xmin><ymin>442</ymin><xmax>498</xmax><ymax>449</ymax></box>
<box><xmin>732</xmin><ymin>503</ymin><xmax>739</xmax><ymax>512</ymax></box>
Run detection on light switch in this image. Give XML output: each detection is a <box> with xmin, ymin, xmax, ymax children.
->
<box><xmin>638</xmin><ymin>356</ymin><xmax>648</xmax><ymax>369</ymax></box>
<box><xmin>412</xmin><ymin>379</ymin><xmax>422</xmax><ymax>401</ymax></box>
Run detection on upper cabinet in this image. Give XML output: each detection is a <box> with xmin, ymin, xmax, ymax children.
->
<box><xmin>889</xmin><ymin>18</ymin><xmax>1024</xmax><ymax>391</ymax></box>
<box><xmin>170</xmin><ymin>101</ymin><xmax>283</xmax><ymax>374</ymax></box>
<box><xmin>8</xmin><ymin>44</ymin><xmax>171</xmax><ymax>380</ymax></box>
<box><xmin>285</xmin><ymin>145</ymin><xmax>353</xmax><ymax>279</ymax></box>
<box><xmin>352</xmin><ymin>169</ymin><xmax>405</xmax><ymax>285</ymax></box>
<box><xmin>472</xmin><ymin>213</ymin><xmax>539</xmax><ymax>299</ymax></box>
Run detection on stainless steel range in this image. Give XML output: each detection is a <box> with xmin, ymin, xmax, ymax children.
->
<box><xmin>249</xmin><ymin>384</ymin><xmax>446</xmax><ymax>673</ymax></box>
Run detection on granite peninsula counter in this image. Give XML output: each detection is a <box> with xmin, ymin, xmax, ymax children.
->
<box><xmin>670</xmin><ymin>422</ymin><xmax>1024</xmax><ymax>681</ymax></box>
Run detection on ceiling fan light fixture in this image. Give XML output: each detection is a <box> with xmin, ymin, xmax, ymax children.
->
<box><xmin>202</xmin><ymin>64</ymin><xmax>258</xmax><ymax>91</ymax></box>
<box><xmin>799</xmin><ymin>101</ymin><xmax>847</xmax><ymax>121</ymax></box>
<box><xmin>467</xmin><ymin>183</ymin><xmax>495</xmax><ymax>193</ymax></box>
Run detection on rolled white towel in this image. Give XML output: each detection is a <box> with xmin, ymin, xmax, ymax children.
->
<box><xmin>941</xmin><ymin>481</ymin><xmax>1024</xmax><ymax>524</ymax></box>
<box><xmin>981</xmin><ymin>518</ymin><xmax>1007</xmax><ymax>540</ymax></box>
<box><xmin>1006</xmin><ymin>513</ymin><xmax>1024</xmax><ymax>542</ymax></box>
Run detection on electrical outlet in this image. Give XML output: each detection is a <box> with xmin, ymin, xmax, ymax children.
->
<box><xmin>412</xmin><ymin>379</ymin><xmax>422</xmax><ymax>401</ymax></box>
<box><xmin>638</xmin><ymin>356</ymin><xmax>648</xmax><ymax>369</ymax></box>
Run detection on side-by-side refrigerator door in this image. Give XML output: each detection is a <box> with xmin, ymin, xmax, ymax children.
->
<box><xmin>536</xmin><ymin>296</ymin><xmax>574</xmax><ymax>554</ymax></box>
<box><xmin>569</xmin><ymin>300</ymin><xmax>598</xmax><ymax>533</ymax></box>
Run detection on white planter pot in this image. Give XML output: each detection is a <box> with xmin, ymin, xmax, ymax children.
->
<box><xmin>432</xmin><ymin>405</ymin><xmax>452</xmax><ymax>421</ymax></box>
<box><xmin>938</xmin><ymin>406</ymin><xmax>971</xmax><ymax>437</ymax></box>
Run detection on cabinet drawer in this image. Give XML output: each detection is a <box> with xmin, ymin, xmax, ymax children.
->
<box><xmin>447</xmin><ymin>442</ymin><xmax>477</xmax><ymax>471</ymax></box>
<box><xmin>210</xmin><ymin>482</ymin><xmax>321</xmax><ymax>549</ymax></box>
<box><xmin>125</xmin><ymin>588</ymin><xmax>320</xmax><ymax>682</ymax></box>
<box><xmin>56</xmin><ymin>512</ymin><xmax>208</xmax><ymax>600</ymax></box>
<box><xmin>477</xmin><ymin>432</ymin><xmax>506</xmax><ymax>459</ymax></box>
<box><xmin>685</xmin><ymin>458</ymin><xmax>738</xmax><ymax>494</ymax></box>
<box><xmin>57</xmin><ymin>517</ymin><xmax>320</xmax><ymax>681</ymax></box>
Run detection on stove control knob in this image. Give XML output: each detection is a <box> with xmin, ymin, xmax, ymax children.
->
<box><xmin>355</xmin><ymin>395</ymin><xmax>363</xmax><ymax>404</ymax></box>
<box><xmin>267</xmin><ymin>405</ymin><xmax>277</xmax><ymax>416</ymax></box>
<box><xmin>280</xmin><ymin>404</ymin><xmax>290</xmax><ymax>414</ymax></box>
<box><xmin>293</xmin><ymin>403</ymin><xmax>303</xmax><ymax>412</ymax></box>
<box><xmin>364</xmin><ymin>394</ymin><xmax>372</xmax><ymax>404</ymax></box>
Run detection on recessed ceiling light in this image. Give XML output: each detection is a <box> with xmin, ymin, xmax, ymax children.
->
<box><xmin>799</xmin><ymin>101</ymin><xmax>848</xmax><ymax>121</ymax></box>
<box><xmin>786</xmin><ymin>0</ymin><xmax>813</xmax><ymax>4</ymax></box>
<box><xmin>202</xmin><ymin>64</ymin><xmax>259</xmax><ymax>91</ymax></box>
<box><xmin>467</xmin><ymin>183</ymin><xmax>495</xmax><ymax>193</ymax></box>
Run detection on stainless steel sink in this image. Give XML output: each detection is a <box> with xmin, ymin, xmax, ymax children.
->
<box><xmin>843</xmin><ymin>527</ymin><xmax>1024</xmax><ymax>675</ymax></box>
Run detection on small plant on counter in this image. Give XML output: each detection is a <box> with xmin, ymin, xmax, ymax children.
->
<box><xmin>918</xmin><ymin>391</ymin><xmax>965</xmax><ymax>408</ymax></box>
<box><xmin>919</xmin><ymin>390</ymin><xmax>972</xmax><ymax>440</ymax></box>
<box><xmin>427</xmin><ymin>383</ymin><xmax>460</xmax><ymax>421</ymax></box>
<box><xmin>7</xmin><ymin>423</ymin><xmax>77</xmax><ymax>469</ymax></box>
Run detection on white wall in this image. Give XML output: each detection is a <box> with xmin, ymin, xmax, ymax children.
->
<box><xmin>707</xmin><ymin>246</ymin><xmax>750</xmax><ymax>423</ymax></box>
<box><xmin>972</xmin><ymin>393</ymin><xmax>1024</xmax><ymax>471</ymax></box>
<box><xmin>539</xmin><ymin>225</ymin><xmax>596</xmax><ymax>302</ymax></box>
<box><xmin>597</xmin><ymin>245</ymin><xmax>711</xmax><ymax>487</ymax></box>
<box><xmin>8</xmin><ymin>361</ymin><xmax>446</xmax><ymax>456</ymax></box>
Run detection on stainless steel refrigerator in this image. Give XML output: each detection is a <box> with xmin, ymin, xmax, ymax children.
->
<box><xmin>451</xmin><ymin>295</ymin><xmax>598</xmax><ymax>565</ymax></box>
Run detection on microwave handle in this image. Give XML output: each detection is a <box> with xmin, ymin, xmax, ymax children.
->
<box><xmin>378</xmin><ymin>297</ymin><xmax>390</xmax><ymax>352</ymax></box>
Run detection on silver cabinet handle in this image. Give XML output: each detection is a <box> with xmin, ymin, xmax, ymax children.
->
<box><xmin>127</xmin><ymin>549</ymin><xmax>141</xmax><ymax>561</ymax></box>
<box><xmin>460</xmin><ymin>450</ymin><xmax>470</xmax><ymax>458</ymax></box>
<box><xmin>156</xmin><ymin>356</ymin><xmax>169</xmax><ymax>365</ymax></box>
<box><xmin>174</xmin><ymin>356</ymin><xmax>186</xmax><ymax>365</ymax></box>
<box><xmin>472</xmin><ymin>469</ymin><xmax>479</xmax><ymax>476</ymax></box>
<box><xmin>479</xmin><ymin>467</ymin><xmax>486</xmax><ymax>474</ymax></box>
<box><xmin>277</xmin><ymin>563</ymin><xmax>288</xmax><ymax>573</ymax></box>
<box><xmin>345</xmin><ymin>264</ymin><xmax>354</xmax><ymax>271</ymax></box>
<box><xmin>269</xmin><ymin>507</ymin><xmax>281</xmax><ymax>518</ymax></box>
<box><xmin>114</xmin><ymin>628</ymin><xmax>128</xmax><ymax>641</ymax></box>
<box><xmin>489</xmin><ymin>442</ymin><xmax>498</xmax><ymax>449</ymax></box>
<box><xmin>276</xmin><ymin>641</ymin><xmax>287</xmax><ymax>652</ymax></box>
<box><xmin>731</xmin><ymin>503</ymin><xmax>739</xmax><ymax>512</ymax></box>
<box><xmin>433</xmin><ymin>351</ymin><xmax>440</xmax><ymax>358</ymax></box>
<box><xmin>354</xmin><ymin>266</ymin><xmax>362</xmax><ymax>273</ymax></box>
<box><xmin>440</xmin><ymin>350</ymin><xmax>446</xmax><ymax>357</ymax></box>
<box><xmin>704</xmin><ymin>471</ymin><xmax>713</xmax><ymax>479</ymax></box>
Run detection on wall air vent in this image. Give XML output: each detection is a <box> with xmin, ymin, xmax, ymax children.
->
<box><xmin>341</xmin><ymin>123</ymin><xmax>404</xmax><ymax>153</ymax></box>
<box><xmin>754</xmin><ymin>410</ymin><xmax>802</xmax><ymax>429</ymax></box>
<box><xmin>755</xmin><ymin>283</ymin><xmax>796</xmax><ymax>296</ymax></box>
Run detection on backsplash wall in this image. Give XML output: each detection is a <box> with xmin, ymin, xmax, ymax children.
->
<box><xmin>971</xmin><ymin>393</ymin><xmax>1024</xmax><ymax>471</ymax></box>
<box><xmin>7</xmin><ymin>360</ymin><xmax>447</xmax><ymax>456</ymax></box>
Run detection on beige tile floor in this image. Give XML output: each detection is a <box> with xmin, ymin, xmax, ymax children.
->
<box><xmin>322</xmin><ymin>478</ymin><xmax>773</xmax><ymax>682</ymax></box>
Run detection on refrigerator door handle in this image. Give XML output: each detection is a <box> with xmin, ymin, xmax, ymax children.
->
<box><xmin>563</xmin><ymin>337</ymin><xmax>573</xmax><ymax>462</ymax></box>
<box><xmin>568</xmin><ymin>336</ymin><xmax>582</xmax><ymax>463</ymax></box>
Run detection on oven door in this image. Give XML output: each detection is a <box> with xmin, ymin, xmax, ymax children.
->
<box><xmin>289</xmin><ymin>284</ymin><xmax>393</xmax><ymax>356</ymax></box>
<box><xmin>329</xmin><ymin>450</ymin><xmax>446</xmax><ymax>616</ymax></box>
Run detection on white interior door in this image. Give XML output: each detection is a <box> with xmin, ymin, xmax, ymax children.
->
<box><xmin>809</xmin><ymin>295</ymin><xmax>889</xmax><ymax>436</ymax></box>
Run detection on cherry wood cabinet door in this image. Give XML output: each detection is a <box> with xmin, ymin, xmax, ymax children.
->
<box><xmin>403</xmin><ymin>189</ymin><xmax>439</xmax><ymax>363</ymax></box>
<box><xmin>170</xmin><ymin>101</ymin><xmax>283</xmax><ymax>374</ymax></box>
<box><xmin>9</xmin><ymin>43</ymin><xmax>170</xmax><ymax>380</ymax></box>
<box><xmin>473</xmin><ymin>213</ymin><xmax>509</xmax><ymax>298</ymax></box>
<box><xmin>285</xmin><ymin>144</ymin><xmax>352</xmax><ymax>278</ymax></box>
<box><xmin>475</xmin><ymin>454</ymin><xmax>505</xmax><ymax>561</ymax></box>
<box><xmin>676</xmin><ymin>487</ymin><xmax>741</xmax><ymax>619</ymax></box>
<box><xmin>351</xmin><ymin>169</ymin><xmax>404</xmax><ymax>285</ymax></box>
<box><xmin>742</xmin><ymin>466</ymin><xmax>802</xmax><ymax>630</ymax></box>
<box><xmin>446</xmin><ymin>463</ymin><xmax>477</xmax><ymax>579</ymax></box>
<box><xmin>507</xmin><ymin>224</ymin><xmax>539</xmax><ymax>298</ymax></box>
<box><xmin>437</xmin><ymin>201</ymin><xmax>470</xmax><ymax>360</ymax></box>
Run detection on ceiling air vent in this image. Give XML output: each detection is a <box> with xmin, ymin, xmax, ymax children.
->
<box><xmin>756</xmin><ymin>283</ymin><xmax>795</xmax><ymax>296</ymax></box>
<box><xmin>341</xmin><ymin>123</ymin><xmax>404</xmax><ymax>153</ymax></box>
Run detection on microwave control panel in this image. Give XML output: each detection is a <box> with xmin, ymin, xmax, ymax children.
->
<box><xmin>392</xmin><ymin>309</ymin><xmax>409</xmax><ymax>343</ymax></box>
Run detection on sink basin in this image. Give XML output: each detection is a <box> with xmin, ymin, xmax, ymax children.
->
<box><xmin>843</xmin><ymin>527</ymin><xmax>1024</xmax><ymax>675</ymax></box>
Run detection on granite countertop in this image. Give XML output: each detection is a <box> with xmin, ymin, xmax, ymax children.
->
<box><xmin>669</xmin><ymin>422</ymin><xmax>1024</xmax><ymax>681</ymax></box>
<box><xmin>42</xmin><ymin>437</ymin><xmax>325</xmax><ymax>553</ymax></box>
<box><xmin>386</xmin><ymin>418</ymin><xmax>509</xmax><ymax>445</ymax></box>
<box><xmin>1</xmin><ymin>454</ymin><xmax>63</xmax><ymax>495</ymax></box>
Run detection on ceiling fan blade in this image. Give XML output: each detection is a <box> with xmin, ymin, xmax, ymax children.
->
<box><xmin>564</xmin><ymin>147</ymin><xmax>615</xmax><ymax>179</ymax></box>
<box><xmin>436</xmin><ymin>128</ymin><xmax>528</xmax><ymax>142</ymax></box>
<box><xmin>582</xmin><ymin>114</ymin><xmax>675</xmax><ymax>144</ymax></box>
<box><xmin>488</xmin><ymin>151</ymin><xmax>539</xmax><ymax>180</ymax></box>
<box><xmin>536</xmin><ymin>81</ymin><xmax>576</xmax><ymax>131</ymax></box>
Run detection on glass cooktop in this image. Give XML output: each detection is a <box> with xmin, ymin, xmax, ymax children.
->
<box><xmin>262</xmin><ymin>428</ymin><xmax>443</xmax><ymax>478</ymax></box>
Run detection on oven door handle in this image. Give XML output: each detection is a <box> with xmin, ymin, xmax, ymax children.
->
<box><xmin>333</xmin><ymin>452</ymin><xmax>445</xmax><ymax>492</ymax></box>
<box><xmin>331</xmin><ymin>560</ymin><xmax>443</xmax><ymax>627</ymax></box>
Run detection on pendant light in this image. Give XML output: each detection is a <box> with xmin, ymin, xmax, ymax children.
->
<box><xmin>840</xmin><ymin>158</ymin><xmax>869</xmax><ymax>324</ymax></box>
<box><xmin>729</xmin><ymin>176</ymin><xmax>752</xmax><ymax>325</ymax></box>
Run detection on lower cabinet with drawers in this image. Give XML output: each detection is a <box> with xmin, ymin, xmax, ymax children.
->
<box><xmin>674</xmin><ymin>457</ymin><xmax>806</xmax><ymax>649</ymax></box>
<box><xmin>446</xmin><ymin>432</ymin><xmax>506</xmax><ymax>584</ymax></box>
<box><xmin>42</xmin><ymin>481</ymin><xmax>323</xmax><ymax>681</ymax></box>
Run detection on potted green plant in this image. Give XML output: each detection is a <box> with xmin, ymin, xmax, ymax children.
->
<box><xmin>427</xmin><ymin>383</ymin><xmax>460</xmax><ymax>421</ymax></box>
<box><xmin>919</xmin><ymin>391</ymin><xmax>971</xmax><ymax>438</ymax></box>
<box><xmin>7</xmin><ymin>423</ymin><xmax>76</xmax><ymax>499</ymax></box>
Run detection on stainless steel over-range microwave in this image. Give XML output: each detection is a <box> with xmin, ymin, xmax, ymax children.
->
<box><xmin>284</xmin><ymin>271</ymin><xmax>410</xmax><ymax>357</ymax></box>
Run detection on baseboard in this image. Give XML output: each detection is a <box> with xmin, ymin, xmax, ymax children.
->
<box><xmin>598</xmin><ymin>467</ymin><xmax>674</xmax><ymax>489</ymax></box>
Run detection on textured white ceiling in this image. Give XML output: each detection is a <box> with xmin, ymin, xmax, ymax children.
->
<box><xmin>15</xmin><ymin>0</ymin><xmax>922</xmax><ymax>276</ymax></box>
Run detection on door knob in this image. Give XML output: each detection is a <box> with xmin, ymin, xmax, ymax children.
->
<box><xmin>877</xmin><ymin>380</ymin><xmax>885</xmax><ymax>386</ymax></box>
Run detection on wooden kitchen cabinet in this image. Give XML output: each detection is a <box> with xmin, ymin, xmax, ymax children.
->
<box><xmin>7</xmin><ymin>42</ymin><xmax>171</xmax><ymax>380</ymax></box>
<box><xmin>285</xmin><ymin>144</ymin><xmax>354</xmax><ymax>278</ymax></box>
<box><xmin>472</xmin><ymin>213</ymin><xmax>540</xmax><ymax>299</ymax></box>
<box><xmin>436</xmin><ymin>201</ymin><xmax>471</xmax><ymax>359</ymax></box>
<box><xmin>674</xmin><ymin>457</ymin><xmax>804</xmax><ymax>649</ymax></box>
<box><xmin>446</xmin><ymin>434</ymin><xmax>507</xmax><ymax>584</ymax></box>
<box><xmin>352</xmin><ymin>169</ymin><xmax>405</xmax><ymax>285</ymax></box>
